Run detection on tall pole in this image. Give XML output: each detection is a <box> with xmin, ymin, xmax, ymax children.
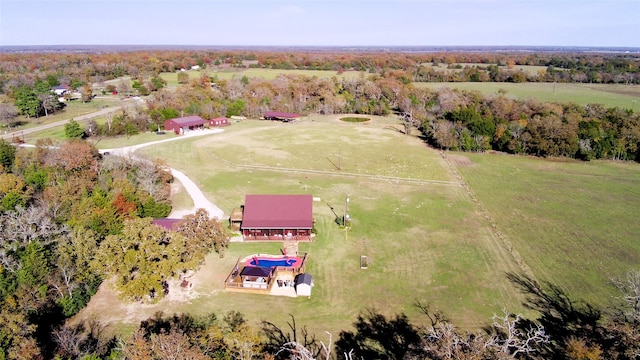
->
<box><xmin>344</xmin><ymin>195</ymin><xmax>350</xmax><ymax>227</ymax></box>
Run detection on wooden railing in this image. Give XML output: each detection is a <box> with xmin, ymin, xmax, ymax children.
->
<box><xmin>224</xmin><ymin>253</ymin><xmax>308</xmax><ymax>292</ymax></box>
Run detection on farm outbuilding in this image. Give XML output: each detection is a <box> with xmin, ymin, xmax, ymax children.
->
<box><xmin>263</xmin><ymin>111</ymin><xmax>302</xmax><ymax>122</ymax></box>
<box><xmin>240</xmin><ymin>194</ymin><xmax>313</xmax><ymax>241</ymax></box>
<box><xmin>164</xmin><ymin>116</ymin><xmax>206</xmax><ymax>134</ymax></box>
<box><xmin>209</xmin><ymin>117</ymin><xmax>230</xmax><ymax>127</ymax></box>
<box><xmin>295</xmin><ymin>273</ymin><xmax>313</xmax><ymax>297</ymax></box>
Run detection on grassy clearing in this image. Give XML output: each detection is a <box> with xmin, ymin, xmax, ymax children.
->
<box><xmin>414</xmin><ymin>82</ymin><xmax>640</xmax><ymax>110</ymax></box>
<box><xmin>421</xmin><ymin>63</ymin><xmax>550</xmax><ymax>76</ymax></box>
<box><xmin>5</xmin><ymin>98</ymin><xmax>122</xmax><ymax>131</ymax></box>
<box><xmin>131</xmin><ymin>115</ymin><xmax>528</xmax><ymax>335</ymax></box>
<box><xmin>455</xmin><ymin>153</ymin><xmax>640</xmax><ymax>304</ymax></box>
<box><xmin>159</xmin><ymin>68</ymin><xmax>365</xmax><ymax>86</ymax></box>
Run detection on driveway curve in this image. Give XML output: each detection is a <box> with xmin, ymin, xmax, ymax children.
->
<box><xmin>101</xmin><ymin>129</ymin><xmax>225</xmax><ymax>220</ymax></box>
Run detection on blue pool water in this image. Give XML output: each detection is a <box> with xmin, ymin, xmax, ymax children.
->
<box><xmin>250</xmin><ymin>257</ymin><xmax>297</xmax><ymax>267</ymax></box>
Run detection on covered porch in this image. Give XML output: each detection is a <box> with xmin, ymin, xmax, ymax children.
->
<box><xmin>241</xmin><ymin>228</ymin><xmax>311</xmax><ymax>241</ymax></box>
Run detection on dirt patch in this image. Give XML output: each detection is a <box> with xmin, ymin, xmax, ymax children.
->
<box><xmin>71</xmin><ymin>273</ymin><xmax>204</xmax><ymax>329</ymax></box>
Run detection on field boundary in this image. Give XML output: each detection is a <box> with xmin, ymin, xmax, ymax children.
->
<box><xmin>220</xmin><ymin>159</ymin><xmax>461</xmax><ymax>186</ymax></box>
<box><xmin>438</xmin><ymin>150</ymin><xmax>536</xmax><ymax>280</ymax></box>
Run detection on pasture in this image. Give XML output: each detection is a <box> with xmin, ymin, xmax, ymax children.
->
<box><xmin>414</xmin><ymin>82</ymin><xmax>640</xmax><ymax>110</ymax></box>
<box><xmin>48</xmin><ymin>114</ymin><xmax>638</xmax><ymax>338</ymax></box>
<box><xmin>159</xmin><ymin>68</ymin><xmax>364</xmax><ymax>87</ymax></box>
<box><xmin>79</xmin><ymin>113</ymin><xmax>624</xmax><ymax>336</ymax></box>
<box><xmin>455</xmin><ymin>153</ymin><xmax>640</xmax><ymax>305</ymax></box>
<box><xmin>4</xmin><ymin>98</ymin><xmax>121</xmax><ymax>132</ymax></box>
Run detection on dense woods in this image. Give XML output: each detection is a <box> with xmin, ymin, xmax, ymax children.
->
<box><xmin>0</xmin><ymin>49</ymin><xmax>639</xmax><ymax>358</ymax></box>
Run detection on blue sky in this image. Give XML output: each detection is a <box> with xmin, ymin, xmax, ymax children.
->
<box><xmin>1</xmin><ymin>0</ymin><xmax>638</xmax><ymax>47</ymax></box>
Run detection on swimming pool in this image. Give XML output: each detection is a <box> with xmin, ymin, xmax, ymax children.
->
<box><xmin>249</xmin><ymin>257</ymin><xmax>298</xmax><ymax>267</ymax></box>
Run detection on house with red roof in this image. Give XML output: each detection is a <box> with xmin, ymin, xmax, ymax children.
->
<box><xmin>240</xmin><ymin>194</ymin><xmax>314</xmax><ymax>241</ymax></box>
<box><xmin>164</xmin><ymin>115</ymin><xmax>206</xmax><ymax>134</ymax></box>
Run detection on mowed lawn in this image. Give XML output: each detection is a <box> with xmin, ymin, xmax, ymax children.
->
<box><xmin>454</xmin><ymin>153</ymin><xmax>640</xmax><ymax>305</ymax></box>
<box><xmin>414</xmin><ymin>82</ymin><xmax>640</xmax><ymax>111</ymax></box>
<box><xmin>132</xmin><ymin>116</ymin><xmax>529</xmax><ymax>335</ymax></box>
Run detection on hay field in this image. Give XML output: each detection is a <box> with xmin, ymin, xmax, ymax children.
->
<box><xmin>415</xmin><ymin>82</ymin><xmax>640</xmax><ymax>110</ymax></box>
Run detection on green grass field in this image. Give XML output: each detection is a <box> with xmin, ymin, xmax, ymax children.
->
<box><xmin>5</xmin><ymin>98</ymin><xmax>122</xmax><ymax>131</ymax></box>
<box><xmin>131</xmin><ymin>116</ymin><xmax>531</xmax><ymax>334</ymax></box>
<box><xmin>414</xmin><ymin>82</ymin><xmax>640</xmax><ymax>110</ymax></box>
<box><xmin>159</xmin><ymin>68</ymin><xmax>367</xmax><ymax>87</ymax></box>
<box><xmin>454</xmin><ymin>153</ymin><xmax>640</xmax><ymax>304</ymax></box>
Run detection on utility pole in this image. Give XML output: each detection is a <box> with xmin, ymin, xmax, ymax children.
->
<box><xmin>343</xmin><ymin>195</ymin><xmax>351</xmax><ymax>241</ymax></box>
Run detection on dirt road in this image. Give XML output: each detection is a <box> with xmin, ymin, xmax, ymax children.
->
<box><xmin>101</xmin><ymin>128</ymin><xmax>226</xmax><ymax>219</ymax></box>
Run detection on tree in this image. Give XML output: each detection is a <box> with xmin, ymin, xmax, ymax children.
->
<box><xmin>79</xmin><ymin>85</ymin><xmax>93</xmax><ymax>103</ymax></box>
<box><xmin>64</xmin><ymin>119</ymin><xmax>85</xmax><ymax>139</ymax></box>
<box><xmin>0</xmin><ymin>139</ymin><xmax>16</xmax><ymax>172</ymax></box>
<box><xmin>52</xmin><ymin>228</ymin><xmax>101</xmax><ymax>316</ymax></box>
<box><xmin>0</xmin><ymin>103</ymin><xmax>19</xmax><ymax>128</ymax></box>
<box><xmin>175</xmin><ymin>208</ymin><xmax>230</xmax><ymax>263</ymax></box>
<box><xmin>149</xmin><ymin>75</ymin><xmax>167</xmax><ymax>91</ymax></box>
<box><xmin>39</xmin><ymin>92</ymin><xmax>62</xmax><ymax>117</ymax></box>
<box><xmin>13</xmin><ymin>86</ymin><xmax>41</xmax><ymax>118</ymax></box>
<box><xmin>335</xmin><ymin>309</ymin><xmax>422</xmax><ymax>360</ymax></box>
<box><xmin>45</xmin><ymin>139</ymin><xmax>100</xmax><ymax>174</ymax></box>
<box><xmin>177</xmin><ymin>71</ymin><xmax>189</xmax><ymax>84</ymax></box>
<box><xmin>93</xmin><ymin>218</ymin><xmax>187</xmax><ymax>302</ymax></box>
<box><xmin>116</xmin><ymin>79</ymin><xmax>132</xmax><ymax>96</ymax></box>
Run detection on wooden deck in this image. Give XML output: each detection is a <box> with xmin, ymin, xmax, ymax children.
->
<box><xmin>224</xmin><ymin>253</ymin><xmax>307</xmax><ymax>295</ymax></box>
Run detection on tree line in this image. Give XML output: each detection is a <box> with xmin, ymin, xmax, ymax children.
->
<box><xmin>125</xmin><ymin>71</ymin><xmax>637</xmax><ymax>162</ymax></box>
<box><xmin>2</xmin><ymin>55</ymin><xmax>638</xmax><ymax>161</ymax></box>
<box><xmin>1</xmin><ymin>49</ymin><xmax>638</xmax><ymax>89</ymax></box>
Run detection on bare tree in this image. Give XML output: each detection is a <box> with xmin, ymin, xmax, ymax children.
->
<box><xmin>0</xmin><ymin>102</ymin><xmax>19</xmax><ymax>128</ymax></box>
<box><xmin>487</xmin><ymin>310</ymin><xmax>549</xmax><ymax>358</ymax></box>
<box><xmin>611</xmin><ymin>270</ymin><xmax>640</xmax><ymax>324</ymax></box>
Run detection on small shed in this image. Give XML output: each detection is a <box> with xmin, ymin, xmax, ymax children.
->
<box><xmin>209</xmin><ymin>117</ymin><xmax>230</xmax><ymax>127</ymax></box>
<box><xmin>164</xmin><ymin>116</ymin><xmax>206</xmax><ymax>134</ymax></box>
<box><xmin>294</xmin><ymin>273</ymin><xmax>313</xmax><ymax>297</ymax></box>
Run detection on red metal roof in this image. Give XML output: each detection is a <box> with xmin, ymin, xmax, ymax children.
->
<box><xmin>242</xmin><ymin>194</ymin><xmax>313</xmax><ymax>229</ymax></box>
<box><xmin>168</xmin><ymin>116</ymin><xmax>206</xmax><ymax>126</ymax></box>
<box><xmin>264</xmin><ymin>111</ymin><xmax>302</xmax><ymax>119</ymax></box>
